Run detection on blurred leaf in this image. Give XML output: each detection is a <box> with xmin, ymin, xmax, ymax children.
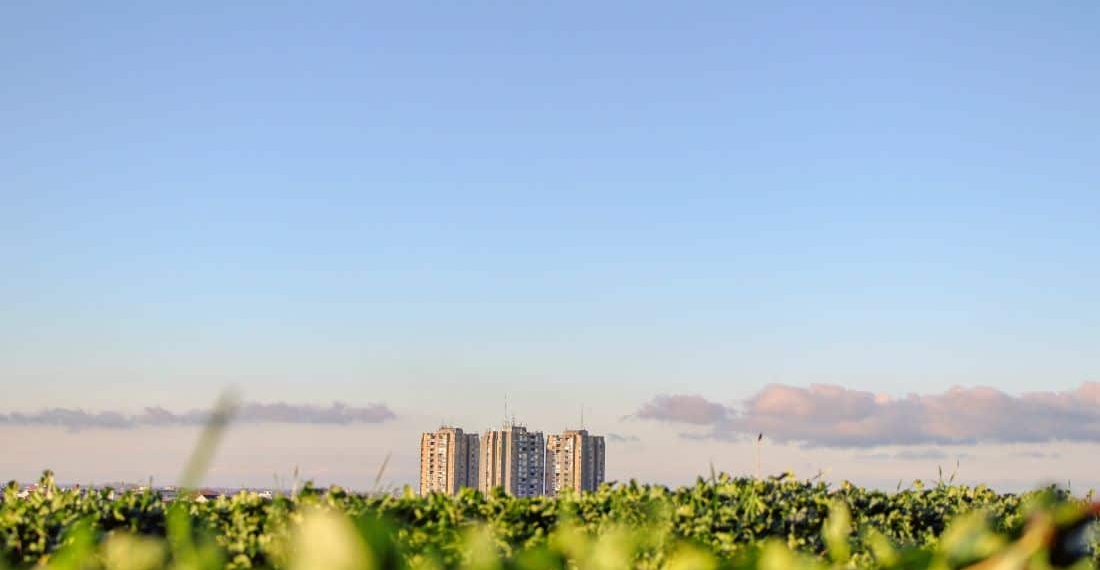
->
<box><xmin>822</xmin><ymin>500</ymin><xmax>851</xmax><ymax>563</ymax></box>
<box><xmin>103</xmin><ymin>532</ymin><xmax>166</xmax><ymax>570</ymax></box>
<box><xmin>290</xmin><ymin>507</ymin><xmax>372</xmax><ymax>570</ymax></box>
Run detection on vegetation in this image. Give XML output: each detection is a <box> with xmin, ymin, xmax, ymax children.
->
<box><xmin>2</xmin><ymin>470</ymin><xmax>1097</xmax><ymax>570</ymax></box>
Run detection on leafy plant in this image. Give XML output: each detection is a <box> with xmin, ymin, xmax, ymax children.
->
<box><xmin>2</xmin><ymin>471</ymin><xmax>1097</xmax><ymax>569</ymax></box>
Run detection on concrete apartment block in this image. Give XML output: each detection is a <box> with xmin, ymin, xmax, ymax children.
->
<box><xmin>479</xmin><ymin>423</ymin><xmax>546</xmax><ymax>497</ymax></box>
<box><xmin>545</xmin><ymin>429</ymin><xmax>606</xmax><ymax>496</ymax></box>
<box><xmin>419</xmin><ymin>427</ymin><xmax>480</xmax><ymax>496</ymax></box>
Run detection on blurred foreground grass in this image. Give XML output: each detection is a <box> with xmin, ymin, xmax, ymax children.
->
<box><xmin>2</xmin><ymin>471</ymin><xmax>1097</xmax><ymax>570</ymax></box>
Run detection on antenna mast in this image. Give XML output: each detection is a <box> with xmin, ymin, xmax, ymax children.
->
<box><xmin>755</xmin><ymin>433</ymin><xmax>763</xmax><ymax>480</ymax></box>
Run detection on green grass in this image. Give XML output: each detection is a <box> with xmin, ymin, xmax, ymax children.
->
<box><xmin>1</xmin><ymin>471</ymin><xmax>1097</xmax><ymax>570</ymax></box>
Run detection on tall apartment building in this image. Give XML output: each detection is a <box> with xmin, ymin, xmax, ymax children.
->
<box><xmin>545</xmin><ymin>429</ymin><xmax>606</xmax><ymax>496</ymax></box>
<box><xmin>479</xmin><ymin>423</ymin><xmax>545</xmax><ymax>497</ymax></box>
<box><xmin>419</xmin><ymin>427</ymin><xmax>480</xmax><ymax>496</ymax></box>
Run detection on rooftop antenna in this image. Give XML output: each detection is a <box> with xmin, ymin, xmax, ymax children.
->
<box><xmin>580</xmin><ymin>405</ymin><xmax>585</xmax><ymax>430</ymax></box>
<box><xmin>755</xmin><ymin>433</ymin><xmax>763</xmax><ymax>480</ymax></box>
<box><xmin>504</xmin><ymin>393</ymin><xmax>509</xmax><ymax>428</ymax></box>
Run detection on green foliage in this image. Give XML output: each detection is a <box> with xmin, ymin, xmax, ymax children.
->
<box><xmin>0</xmin><ymin>471</ymin><xmax>1096</xmax><ymax>569</ymax></box>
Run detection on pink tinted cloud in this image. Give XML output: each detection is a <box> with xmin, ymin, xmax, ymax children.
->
<box><xmin>634</xmin><ymin>382</ymin><xmax>1100</xmax><ymax>447</ymax></box>
<box><xmin>633</xmin><ymin>394</ymin><xmax>728</xmax><ymax>425</ymax></box>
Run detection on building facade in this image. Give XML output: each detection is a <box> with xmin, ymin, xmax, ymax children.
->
<box><xmin>479</xmin><ymin>423</ymin><xmax>546</xmax><ymax>497</ymax></box>
<box><xmin>419</xmin><ymin>427</ymin><xmax>480</xmax><ymax>496</ymax></box>
<box><xmin>545</xmin><ymin>429</ymin><xmax>606</xmax><ymax>496</ymax></box>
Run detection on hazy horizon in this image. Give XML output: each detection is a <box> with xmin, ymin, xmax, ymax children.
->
<box><xmin>6</xmin><ymin>383</ymin><xmax>1100</xmax><ymax>494</ymax></box>
<box><xmin>2</xmin><ymin>3</ymin><xmax>1097</xmax><ymax>494</ymax></box>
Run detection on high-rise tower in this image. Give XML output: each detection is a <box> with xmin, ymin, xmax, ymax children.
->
<box><xmin>419</xmin><ymin>427</ymin><xmax>480</xmax><ymax>496</ymax></box>
<box><xmin>479</xmin><ymin>423</ymin><xmax>545</xmax><ymax>497</ymax></box>
<box><xmin>545</xmin><ymin>429</ymin><xmax>606</xmax><ymax>496</ymax></box>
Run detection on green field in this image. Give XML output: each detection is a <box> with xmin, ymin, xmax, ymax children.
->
<box><xmin>2</xmin><ymin>470</ymin><xmax>1097</xmax><ymax>570</ymax></box>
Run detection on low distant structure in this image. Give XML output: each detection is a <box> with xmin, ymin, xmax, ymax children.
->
<box><xmin>191</xmin><ymin>489</ymin><xmax>222</xmax><ymax>503</ymax></box>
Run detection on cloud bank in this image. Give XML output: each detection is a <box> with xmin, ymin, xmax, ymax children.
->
<box><xmin>857</xmin><ymin>449</ymin><xmax>975</xmax><ymax>461</ymax></box>
<box><xmin>0</xmin><ymin>402</ymin><xmax>396</xmax><ymax>430</ymax></box>
<box><xmin>634</xmin><ymin>395</ymin><xmax>728</xmax><ymax>425</ymax></box>
<box><xmin>634</xmin><ymin>382</ymin><xmax>1100</xmax><ymax>447</ymax></box>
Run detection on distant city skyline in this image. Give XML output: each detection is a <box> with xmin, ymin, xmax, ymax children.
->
<box><xmin>2</xmin><ymin>2</ymin><xmax>1098</xmax><ymax>492</ymax></box>
<box><xmin>419</xmin><ymin>423</ymin><xmax>605</xmax><ymax>497</ymax></box>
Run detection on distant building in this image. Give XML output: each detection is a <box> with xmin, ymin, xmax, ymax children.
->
<box><xmin>480</xmin><ymin>423</ymin><xmax>545</xmax><ymax>497</ymax></box>
<box><xmin>196</xmin><ymin>489</ymin><xmax>222</xmax><ymax>502</ymax></box>
<box><xmin>419</xmin><ymin>427</ymin><xmax>480</xmax><ymax>496</ymax></box>
<box><xmin>545</xmin><ymin>429</ymin><xmax>606</xmax><ymax>496</ymax></box>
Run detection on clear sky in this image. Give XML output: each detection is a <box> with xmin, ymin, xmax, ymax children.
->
<box><xmin>1</xmin><ymin>2</ymin><xmax>1098</xmax><ymax>492</ymax></box>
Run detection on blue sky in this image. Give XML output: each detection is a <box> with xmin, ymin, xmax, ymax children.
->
<box><xmin>1</xmin><ymin>2</ymin><xmax>1098</xmax><ymax>490</ymax></box>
